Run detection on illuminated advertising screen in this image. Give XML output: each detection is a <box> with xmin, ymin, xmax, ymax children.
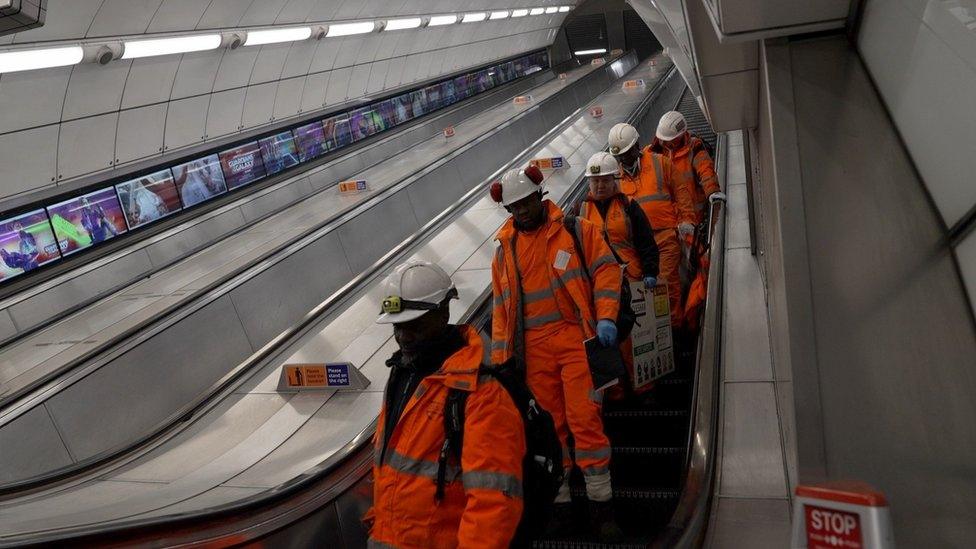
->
<box><xmin>47</xmin><ymin>187</ymin><xmax>128</xmax><ymax>256</ymax></box>
<box><xmin>322</xmin><ymin>115</ymin><xmax>354</xmax><ymax>151</ymax></box>
<box><xmin>115</xmin><ymin>168</ymin><xmax>182</xmax><ymax>230</ymax></box>
<box><xmin>392</xmin><ymin>94</ymin><xmax>415</xmax><ymax>125</ymax></box>
<box><xmin>453</xmin><ymin>75</ymin><xmax>470</xmax><ymax>100</ymax></box>
<box><xmin>376</xmin><ymin>100</ymin><xmax>397</xmax><ymax>130</ymax></box>
<box><xmin>349</xmin><ymin>107</ymin><xmax>376</xmax><ymax>141</ymax></box>
<box><xmin>0</xmin><ymin>209</ymin><xmax>60</xmax><ymax>282</ymax></box>
<box><xmin>258</xmin><ymin>131</ymin><xmax>300</xmax><ymax>176</ymax></box>
<box><xmin>294</xmin><ymin>121</ymin><xmax>328</xmax><ymax>162</ymax></box>
<box><xmin>172</xmin><ymin>154</ymin><xmax>228</xmax><ymax>208</ymax></box>
<box><xmin>498</xmin><ymin>61</ymin><xmax>516</xmax><ymax>83</ymax></box>
<box><xmin>424</xmin><ymin>84</ymin><xmax>443</xmax><ymax>110</ymax></box>
<box><xmin>410</xmin><ymin>89</ymin><xmax>429</xmax><ymax>117</ymax></box>
<box><xmin>219</xmin><ymin>141</ymin><xmax>267</xmax><ymax>190</ymax></box>
<box><xmin>439</xmin><ymin>81</ymin><xmax>456</xmax><ymax>107</ymax></box>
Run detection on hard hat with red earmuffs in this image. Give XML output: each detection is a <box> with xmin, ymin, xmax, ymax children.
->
<box><xmin>490</xmin><ymin>165</ymin><xmax>545</xmax><ymax>207</ymax></box>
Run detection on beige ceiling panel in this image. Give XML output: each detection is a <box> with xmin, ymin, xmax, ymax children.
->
<box><xmin>273</xmin><ymin>76</ymin><xmax>305</xmax><ymax>120</ymax></box>
<box><xmin>366</xmin><ymin>59</ymin><xmax>390</xmax><ymax>94</ymax></box>
<box><xmin>116</xmin><ymin>104</ymin><xmax>167</xmax><ymax>165</ymax></box>
<box><xmin>373</xmin><ymin>33</ymin><xmax>403</xmax><ymax>63</ymax></box>
<box><xmin>213</xmin><ymin>48</ymin><xmax>260</xmax><ymax>92</ymax></box>
<box><xmin>280</xmin><ymin>41</ymin><xmax>318</xmax><ymax>79</ymax></box>
<box><xmin>276</xmin><ymin>0</ymin><xmax>317</xmax><ymax>24</ymax></box>
<box><xmin>12</xmin><ymin>0</ymin><xmax>102</xmax><ymax>43</ymax></box>
<box><xmin>345</xmin><ymin>64</ymin><xmax>371</xmax><ymax>100</ymax></box>
<box><xmin>164</xmin><ymin>95</ymin><xmax>209</xmax><ymax>151</ymax></box>
<box><xmin>206</xmin><ymin>88</ymin><xmax>246</xmax><ymax>139</ymax></box>
<box><xmin>171</xmin><ymin>51</ymin><xmax>223</xmax><ymax>100</ymax></box>
<box><xmin>121</xmin><ymin>56</ymin><xmax>182</xmax><ymax>110</ymax></box>
<box><xmin>87</xmin><ymin>0</ymin><xmax>164</xmax><ymax>38</ymax></box>
<box><xmin>242</xmin><ymin>82</ymin><xmax>277</xmax><ymax>128</ymax></box>
<box><xmin>0</xmin><ymin>125</ymin><xmax>59</xmax><ymax>196</ymax></box>
<box><xmin>240</xmin><ymin>0</ymin><xmax>290</xmax><ymax>27</ymax></box>
<box><xmin>198</xmin><ymin>0</ymin><xmax>252</xmax><ymax>30</ymax></box>
<box><xmin>57</xmin><ymin>112</ymin><xmax>118</xmax><ymax>181</ymax></box>
<box><xmin>0</xmin><ymin>68</ymin><xmax>71</xmax><ymax>134</ymax></box>
<box><xmin>147</xmin><ymin>0</ymin><xmax>211</xmax><ymax>33</ymax></box>
<box><xmin>300</xmin><ymin>71</ymin><xmax>330</xmax><ymax>111</ymax></box>
<box><xmin>324</xmin><ymin>66</ymin><xmax>351</xmax><ymax>105</ymax></box>
<box><xmin>250</xmin><ymin>44</ymin><xmax>291</xmax><ymax>85</ymax></box>
<box><xmin>308</xmin><ymin>38</ymin><xmax>342</xmax><ymax>73</ymax></box>
<box><xmin>62</xmin><ymin>61</ymin><xmax>130</xmax><ymax>121</ymax></box>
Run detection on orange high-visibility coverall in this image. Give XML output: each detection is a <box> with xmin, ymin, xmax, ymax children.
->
<box><xmin>618</xmin><ymin>148</ymin><xmax>695</xmax><ymax>327</ymax></box>
<box><xmin>365</xmin><ymin>326</ymin><xmax>525</xmax><ymax>549</ymax></box>
<box><xmin>580</xmin><ymin>194</ymin><xmax>660</xmax><ymax>395</ymax></box>
<box><xmin>491</xmin><ymin>200</ymin><xmax>620</xmax><ymax>481</ymax></box>
<box><xmin>651</xmin><ymin>134</ymin><xmax>720</xmax><ymax>221</ymax></box>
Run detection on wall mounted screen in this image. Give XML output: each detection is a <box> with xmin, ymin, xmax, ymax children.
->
<box><xmin>219</xmin><ymin>141</ymin><xmax>267</xmax><ymax>190</ymax></box>
<box><xmin>410</xmin><ymin>90</ymin><xmax>429</xmax><ymax>118</ymax></box>
<box><xmin>392</xmin><ymin>94</ymin><xmax>415</xmax><ymax>125</ymax></box>
<box><xmin>0</xmin><ymin>209</ymin><xmax>60</xmax><ymax>282</ymax></box>
<box><xmin>258</xmin><ymin>132</ymin><xmax>300</xmax><ymax>176</ymax></box>
<box><xmin>294</xmin><ymin>121</ymin><xmax>328</xmax><ymax>162</ymax></box>
<box><xmin>116</xmin><ymin>168</ymin><xmax>182</xmax><ymax>230</ymax></box>
<box><xmin>173</xmin><ymin>154</ymin><xmax>228</xmax><ymax>208</ymax></box>
<box><xmin>48</xmin><ymin>188</ymin><xmax>128</xmax><ymax>256</ymax></box>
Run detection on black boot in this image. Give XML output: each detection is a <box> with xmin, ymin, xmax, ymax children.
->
<box><xmin>542</xmin><ymin>502</ymin><xmax>575</xmax><ymax>538</ymax></box>
<box><xmin>590</xmin><ymin>499</ymin><xmax>625</xmax><ymax>542</ymax></box>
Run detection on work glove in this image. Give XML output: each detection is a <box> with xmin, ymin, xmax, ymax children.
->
<box><xmin>677</xmin><ymin>222</ymin><xmax>695</xmax><ymax>239</ymax></box>
<box><xmin>643</xmin><ymin>276</ymin><xmax>658</xmax><ymax>289</ymax></box>
<box><xmin>597</xmin><ymin>319</ymin><xmax>618</xmax><ymax>347</ymax></box>
<box><xmin>708</xmin><ymin>191</ymin><xmax>727</xmax><ymax>204</ymax></box>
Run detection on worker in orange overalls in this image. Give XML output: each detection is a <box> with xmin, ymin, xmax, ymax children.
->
<box><xmin>578</xmin><ymin>152</ymin><xmax>659</xmax><ymax>395</ymax></box>
<box><xmin>650</xmin><ymin>111</ymin><xmax>725</xmax><ymax>222</ymax></box>
<box><xmin>365</xmin><ymin>261</ymin><xmax>525</xmax><ymax>548</ymax></box>
<box><xmin>490</xmin><ymin>165</ymin><xmax>624</xmax><ymax>542</ymax></box>
<box><xmin>609</xmin><ymin>122</ymin><xmax>695</xmax><ymax>328</ymax></box>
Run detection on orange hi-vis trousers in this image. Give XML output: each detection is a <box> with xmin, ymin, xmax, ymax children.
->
<box><xmin>655</xmin><ymin>228</ymin><xmax>683</xmax><ymax>327</ymax></box>
<box><xmin>524</xmin><ymin>321</ymin><xmax>612</xmax><ymax>481</ymax></box>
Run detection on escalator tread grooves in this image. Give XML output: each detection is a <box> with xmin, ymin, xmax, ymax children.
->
<box><xmin>611</xmin><ymin>446</ymin><xmax>684</xmax><ymax>455</ymax></box>
<box><xmin>603</xmin><ymin>409</ymin><xmax>688</xmax><ymax>418</ymax></box>
<box><xmin>569</xmin><ymin>487</ymin><xmax>681</xmax><ymax>500</ymax></box>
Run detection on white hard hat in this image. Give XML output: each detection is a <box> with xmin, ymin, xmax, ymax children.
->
<box><xmin>608</xmin><ymin>123</ymin><xmax>639</xmax><ymax>155</ymax></box>
<box><xmin>376</xmin><ymin>261</ymin><xmax>458</xmax><ymax>324</ymax></box>
<box><xmin>656</xmin><ymin>110</ymin><xmax>687</xmax><ymax>141</ymax></box>
<box><xmin>490</xmin><ymin>165</ymin><xmax>545</xmax><ymax>206</ymax></box>
<box><xmin>585</xmin><ymin>152</ymin><xmax>619</xmax><ymax>177</ymax></box>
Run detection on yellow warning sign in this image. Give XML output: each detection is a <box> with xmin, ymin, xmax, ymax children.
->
<box><xmin>653</xmin><ymin>285</ymin><xmax>670</xmax><ymax>318</ymax></box>
<box><xmin>284</xmin><ymin>364</ymin><xmax>329</xmax><ymax>388</ymax></box>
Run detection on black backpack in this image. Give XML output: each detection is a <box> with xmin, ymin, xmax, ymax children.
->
<box><xmin>562</xmin><ymin>214</ymin><xmax>637</xmax><ymax>339</ymax></box>
<box><xmin>435</xmin><ymin>359</ymin><xmax>563</xmax><ymax>544</ymax></box>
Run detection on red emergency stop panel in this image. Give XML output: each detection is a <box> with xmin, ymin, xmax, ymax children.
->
<box><xmin>805</xmin><ymin>505</ymin><xmax>862</xmax><ymax>549</ymax></box>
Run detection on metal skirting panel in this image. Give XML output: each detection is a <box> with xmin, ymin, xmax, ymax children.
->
<box><xmin>144</xmin><ymin>209</ymin><xmax>248</xmax><ymax>268</ymax></box>
<box><xmin>238</xmin><ymin>178</ymin><xmax>315</xmax><ymax>225</ymax></box>
<box><xmin>0</xmin><ymin>405</ymin><xmax>73</xmax><ymax>484</ymax></box>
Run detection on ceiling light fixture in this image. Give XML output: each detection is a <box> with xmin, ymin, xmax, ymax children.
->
<box><xmin>428</xmin><ymin>14</ymin><xmax>458</xmax><ymax>26</ymax></box>
<box><xmin>243</xmin><ymin>26</ymin><xmax>313</xmax><ymax>46</ymax></box>
<box><xmin>559</xmin><ymin>6</ymin><xmax>571</xmax><ymax>12</ymax></box>
<box><xmin>385</xmin><ymin>17</ymin><xmax>423</xmax><ymax>30</ymax></box>
<box><xmin>545</xmin><ymin>7</ymin><xmax>559</xmax><ymax>14</ymax></box>
<box><xmin>489</xmin><ymin>11</ymin><xmax>510</xmax><ymax>20</ymax></box>
<box><xmin>529</xmin><ymin>8</ymin><xmax>545</xmax><ymax>15</ymax></box>
<box><xmin>326</xmin><ymin>21</ymin><xmax>375</xmax><ymax>37</ymax></box>
<box><xmin>511</xmin><ymin>9</ymin><xmax>529</xmax><ymax>17</ymax></box>
<box><xmin>0</xmin><ymin>46</ymin><xmax>84</xmax><ymax>73</ymax></box>
<box><xmin>461</xmin><ymin>12</ymin><xmax>488</xmax><ymax>23</ymax></box>
<box><xmin>574</xmin><ymin>48</ymin><xmax>607</xmax><ymax>55</ymax></box>
<box><xmin>121</xmin><ymin>34</ymin><xmax>221</xmax><ymax>59</ymax></box>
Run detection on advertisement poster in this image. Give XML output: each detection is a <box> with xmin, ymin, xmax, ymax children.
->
<box><xmin>498</xmin><ymin>61</ymin><xmax>517</xmax><ymax>83</ymax></box>
<box><xmin>172</xmin><ymin>154</ymin><xmax>228</xmax><ymax>208</ymax></box>
<box><xmin>453</xmin><ymin>75</ymin><xmax>471</xmax><ymax>100</ymax></box>
<box><xmin>259</xmin><ymin>131</ymin><xmax>301</xmax><ymax>176</ymax></box>
<box><xmin>629</xmin><ymin>281</ymin><xmax>674</xmax><ymax>389</ymax></box>
<box><xmin>294</xmin><ymin>121</ymin><xmax>328</xmax><ymax>162</ymax></box>
<box><xmin>392</xmin><ymin>94</ymin><xmax>415</xmax><ymax>125</ymax></box>
<box><xmin>424</xmin><ymin>84</ymin><xmax>443</xmax><ymax>110</ymax></box>
<box><xmin>0</xmin><ymin>209</ymin><xmax>60</xmax><ymax>281</ymax></box>
<box><xmin>219</xmin><ymin>141</ymin><xmax>267</xmax><ymax>190</ymax></box>
<box><xmin>349</xmin><ymin>107</ymin><xmax>379</xmax><ymax>141</ymax></box>
<box><xmin>115</xmin><ymin>168</ymin><xmax>182</xmax><ymax>230</ymax></box>
<box><xmin>376</xmin><ymin>99</ymin><xmax>397</xmax><ymax>130</ymax></box>
<box><xmin>410</xmin><ymin>89</ymin><xmax>428</xmax><ymax>117</ymax></box>
<box><xmin>47</xmin><ymin>187</ymin><xmax>128</xmax><ymax>256</ymax></box>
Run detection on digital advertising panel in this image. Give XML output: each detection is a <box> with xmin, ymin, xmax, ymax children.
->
<box><xmin>392</xmin><ymin>94</ymin><xmax>415</xmax><ymax>125</ymax></box>
<box><xmin>376</xmin><ymin>100</ymin><xmax>397</xmax><ymax>130</ymax></box>
<box><xmin>410</xmin><ymin>89</ymin><xmax>429</xmax><ymax>117</ymax></box>
<box><xmin>294</xmin><ymin>121</ymin><xmax>328</xmax><ymax>162</ymax></box>
<box><xmin>349</xmin><ymin>107</ymin><xmax>376</xmax><ymax>141</ymax></box>
<box><xmin>0</xmin><ymin>209</ymin><xmax>60</xmax><ymax>282</ymax></box>
<box><xmin>218</xmin><ymin>141</ymin><xmax>267</xmax><ymax>190</ymax></box>
<box><xmin>115</xmin><ymin>168</ymin><xmax>182</xmax><ymax>230</ymax></box>
<box><xmin>47</xmin><ymin>187</ymin><xmax>128</xmax><ymax>256</ymax></box>
<box><xmin>258</xmin><ymin>131</ymin><xmax>301</xmax><ymax>176</ymax></box>
<box><xmin>172</xmin><ymin>154</ymin><xmax>228</xmax><ymax>208</ymax></box>
<box><xmin>453</xmin><ymin>75</ymin><xmax>470</xmax><ymax>100</ymax></box>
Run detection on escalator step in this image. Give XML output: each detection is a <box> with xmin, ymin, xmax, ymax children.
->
<box><xmin>532</xmin><ymin>539</ymin><xmax>652</xmax><ymax>549</ymax></box>
<box><xmin>609</xmin><ymin>446</ymin><xmax>686</xmax><ymax>489</ymax></box>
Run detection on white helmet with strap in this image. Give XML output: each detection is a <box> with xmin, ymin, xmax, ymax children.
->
<box><xmin>490</xmin><ymin>165</ymin><xmax>545</xmax><ymax>206</ymax></box>
<box><xmin>608</xmin><ymin>123</ymin><xmax>639</xmax><ymax>155</ymax></box>
<box><xmin>585</xmin><ymin>151</ymin><xmax>619</xmax><ymax>177</ymax></box>
<box><xmin>656</xmin><ymin>110</ymin><xmax>687</xmax><ymax>141</ymax></box>
<box><xmin>376</xmin><ymin>261</ymin><xmax>458</xmax><ymax>324</ymax></box>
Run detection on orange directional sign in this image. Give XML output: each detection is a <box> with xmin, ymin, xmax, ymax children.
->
<box><xmin>590</xmin><ymin>57</ymin><xmax>606</xmax><ymax>66</ymax></box>
<box><xmin>558</xmin><ymin>72</ymin><xmax>568</xmax><ymax>80</ymax></box>
<box><xmin>443</xmin><ymin>125</ymin><xmax>455</xmax><ymax>138</ymax></box>
<box><xmin>589</xmin><ymin>106</ymin><xmax>604</xmax><ymax>118</ymax></box>
<box><xmin>338</xmin><ymin>179</ymin><xmax>368</xmax><ymax>194</ymax></box>
<box><xmin>529</xmin><ymin>156</ymin><xmax>566</xmax><ymax>170</ymax></box>
<box><xmin>513</xmin><ymin>95</ymin><xmax>533</xmax><ymax>105</ymax></box>
<box><xmin>622</xmin><ymin>79</ymin><xmax>646</xmax><ymax>90</ymax></box>
<box><xmin>611</xmin><ymin>49</ymin><xmax>624</xmax><ymax>55</ymax></box>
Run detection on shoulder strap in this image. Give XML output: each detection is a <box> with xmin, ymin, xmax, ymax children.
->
<box><xmin>436</xmin><ymin>389</ymin><xmax>469</xmax><ymax>501</ymax></box>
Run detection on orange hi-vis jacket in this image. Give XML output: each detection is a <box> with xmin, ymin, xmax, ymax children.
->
<box><xmin>491</xmin><ymin>200</ymin><xmax>622</xmax><ymax>364</ymax></box>
<box><xmin>619</xmin><ymin>147</ymin><xmax>696</xmax><ymax>231</ymax></box>
<box><xmin>366</xmin><ymin>325</ymin><xmax>525</xmax><ymax>549</ymax></box>
<box><xmin>580</xmin><ymin>194</ymin><xmax>643</xmax><ymax>281</ymax></box>
<box><xmin>651</xmin><ymin>135</ymin><xmax>719</xmax><ymax>217</ymax></box>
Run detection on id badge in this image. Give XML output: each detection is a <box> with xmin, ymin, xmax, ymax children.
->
<box><xmin>553</xmin><ymin>249</ymin><xmax>571</xmax><ymax>271</ymax></box>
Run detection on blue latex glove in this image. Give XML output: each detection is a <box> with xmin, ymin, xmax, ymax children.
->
<box><xmin>597</xmin><ymin>319</ymin><xmax>617</xmax><ymax>347</ymax></box>
<box><xmin>643</xmin><ymin>276</ymin><xmax>657</xmax><ymax>289</ymax></box>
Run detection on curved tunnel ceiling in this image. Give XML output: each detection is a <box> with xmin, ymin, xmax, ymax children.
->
<box><xmin>0</xmin><ymin>0</ymin><xmax>576</xmax><ymax>208</ymax></box>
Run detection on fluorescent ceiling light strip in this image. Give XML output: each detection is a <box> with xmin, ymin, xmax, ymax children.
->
<box><xmin>244</xmin><ymin>26</ymin><xmax>312</xmax><ymax>46</ymax></box>
<box><xmin>0</xmin><ymin>46</ymin><xmax>84</xmax><ymax>73</ymax></box>
<box><xmin>529</xmin><ymin>8</ymin><xmax>545</xmax><ymax>15</ymax></box>
<box><xmin>461</xmin><ymin>12</ymin><xmax>487</xmax><ymax>23</ymax></box>
<box><xmin>385</xmin><ymin>17</ymin><xmax>422</xmax><ymax>30</ymax></box>
<box><xmin>575</xmin><ymin>48</ymin><xmax>607</xmax><ymax>55</ymax></box>
<box><xmin>327</xmin><ymin>21</ymin><xmax>375</xmax><ymax>37</ymax></box>
<box><xmin>428</xmin><ymin>14</ymin><xmax>458</xmax><ymax>26</ymax></box>
<box><xmin>511</xmin><ymin>9</ymin><xmax>529</xmax><ymax>17</ymax></box>
<box><xmin>559</xmin><ymin>6</ymin><xmax>571</xmax><ymax>12</ymax></box>
<box><xmin>545</xmin><ymin>7</ymin><xmax>559</xmax><ymax>14</ymax></box>
<box><xmin>489</xmin><ymin>10</ymin><xmax>510</xmax><ymax>20</ymax></box>
<box><xmin>122</xmin><ymin>34</ymin><xmax>221</xmax><ymax>59</ymax></box>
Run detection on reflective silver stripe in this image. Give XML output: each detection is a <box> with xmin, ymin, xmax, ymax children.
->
<box><xmin>413</xmin><ymin>384</ymin><xmax>428</xmax><ymax>399</ymax></box>
<box><xmin>368</xmin><ymin>539</ymin><xmax>400</xmax><ymax>549</ymax></box>
<box><xmin>558</xmin><ymin>267</ymin><xmax>585</xmax><ymax>284</ymax></box>
<box><xmin>582</xmin><ymin>464</ymin><xmax>611</xmax><ymax>476</ymax></box>
<box><xmin>594</xmin><ymin>289</ymin><xmax>619</xmax><ymax>301</ymax></box>
<box><xmin>589</xmin><ymin>388</ymin><xmax>604</xmax><ymax>404</ymax></box>
<box><xmin>386</xmin><ymin>450</ymin><xmax>460</xmax><ymax>481</ymax></box>
<box><xmin>651</xmin><ymin>154</ymin><xmax>666</xmax><ymax>195</ymax></box>
<box><xmin>524</xmin><ymin>311</ymin><xmax>563</xmax><ymax>329</ymax></box>
<box><xmin>462</xmin><ymin>470</ymin><xmax>524</xmax><ymax>498</ymax></box>
<box><xmin>478</xmin><ymin>331</ymin><xmax>492</xmax><ymax>365</ymax></box>
<box><xmin>588</xmin><ymin>254</ymin><xmax>616</xmax><ymax>276</ymax></box>
<box><xmin>524</xmin><ymin>286</ymin><xmax>556</xmax><ymax>305</ymax></box>
<box><xmin>635</xmin><ymin>193</ymin><xmax>671</xmax><ymax>203</ymax></box>
<box><xmin>575</xmin><ymin>446</ymin><xmax>612</xmax><ymax>461</ymax></box>
<box><xmin>491</xmin><ymin>340</ymin><xmax>508</xmax><ymax>352</ymax></box>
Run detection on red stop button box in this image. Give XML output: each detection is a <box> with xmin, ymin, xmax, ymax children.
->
<box><xmin>791</xmin><ymin>481</ymin><xmax>894</xmax><ymax>549</ymax></box>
